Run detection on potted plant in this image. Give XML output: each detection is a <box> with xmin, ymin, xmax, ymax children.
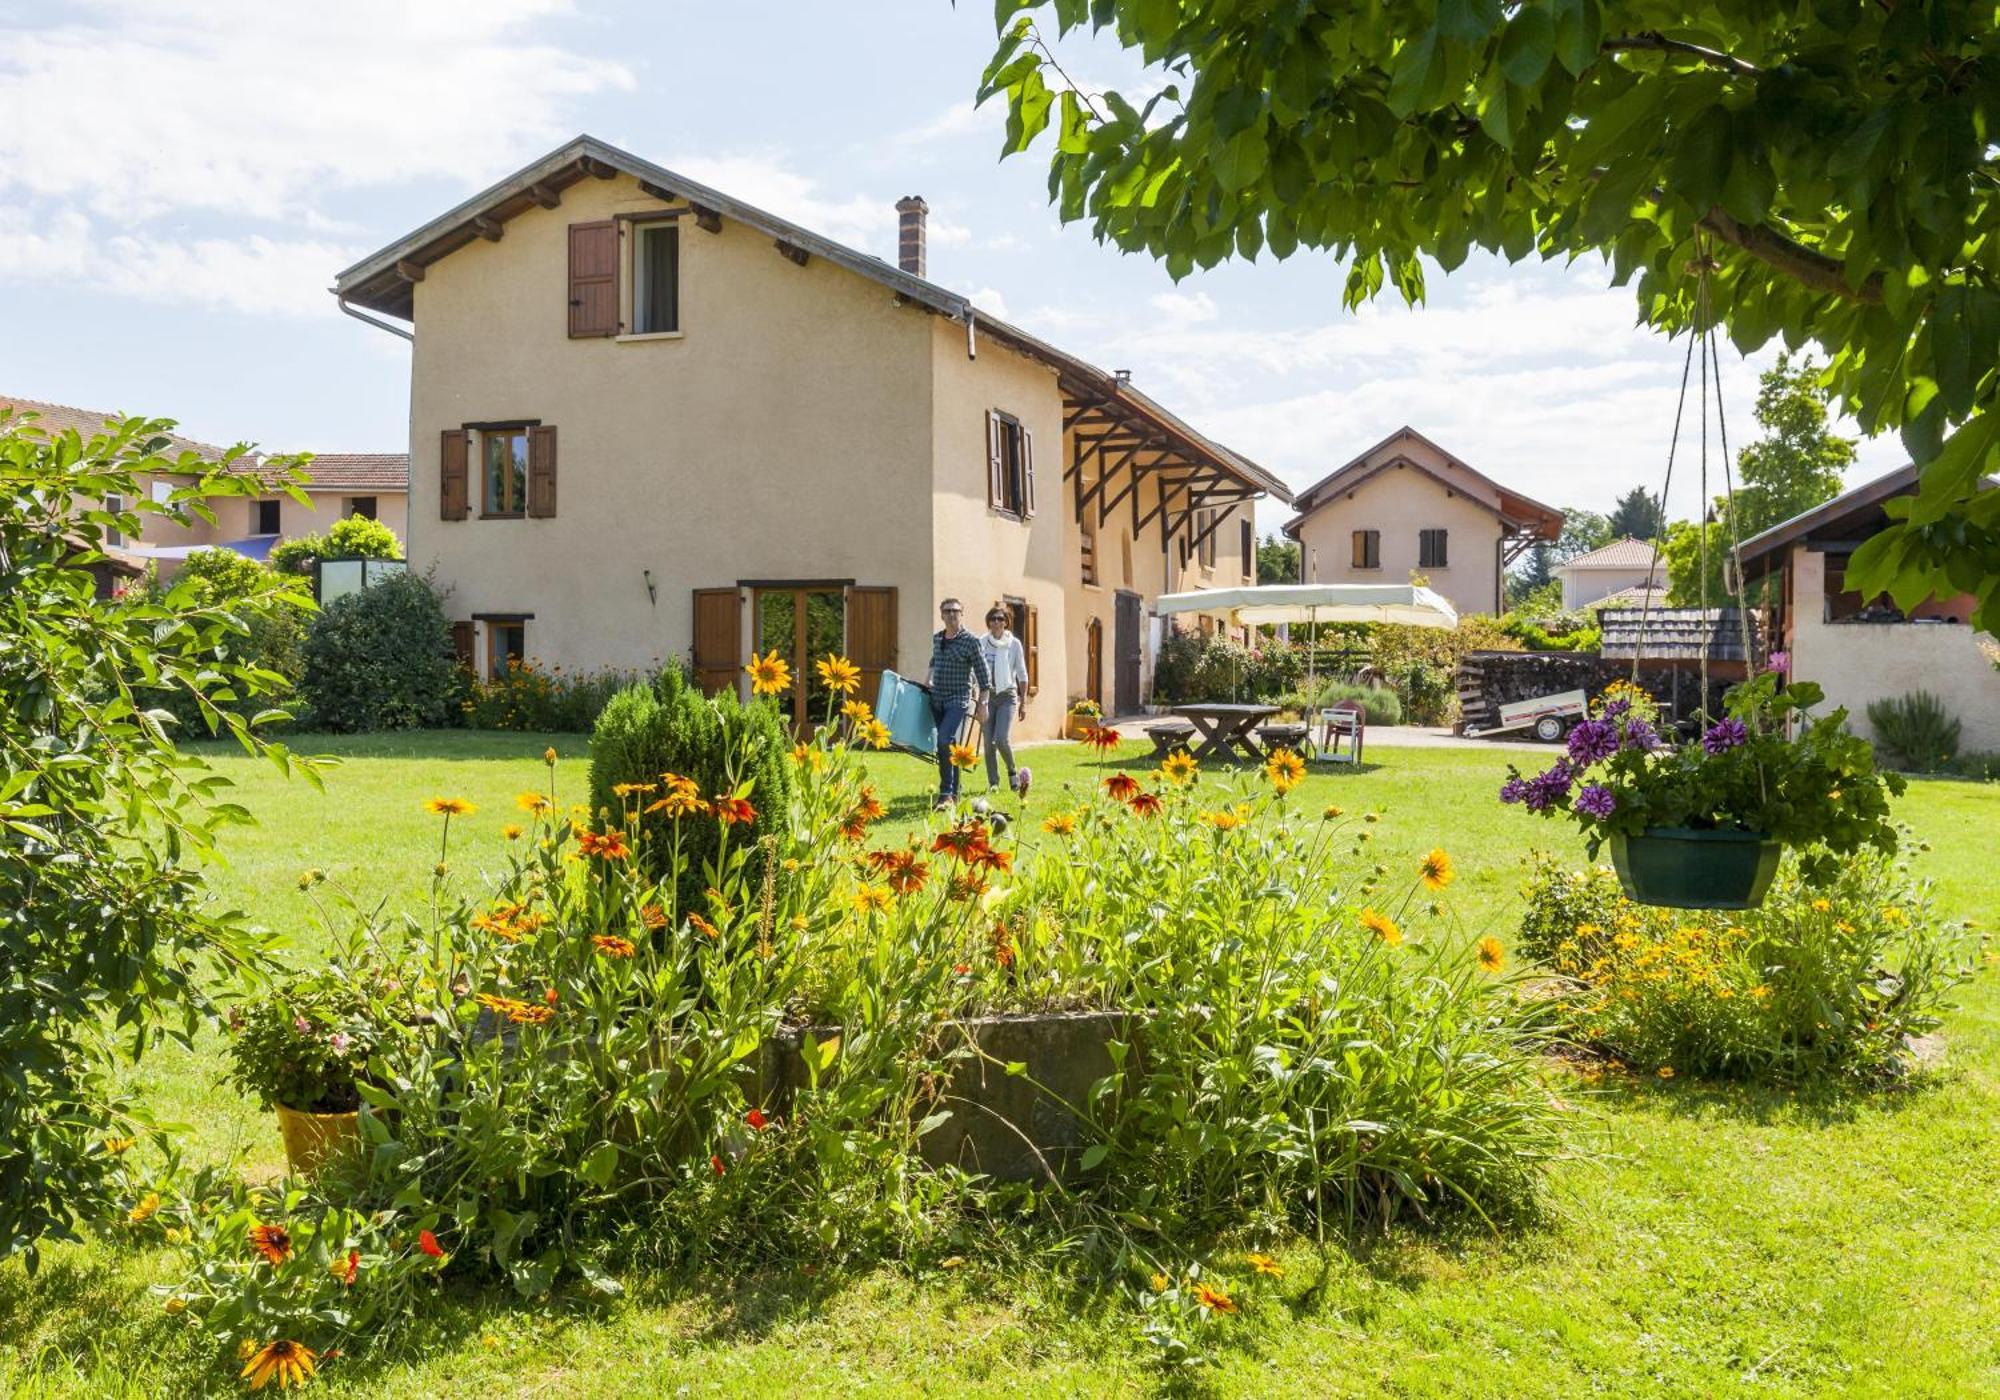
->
<box><xmin>1500</xmin><ymin>673</ymin><xmax>1906</xmax><ymax>908</ymax></box>
<box><xmin>225</xmin><ymin>972</ymin><xmax>383</xmax><ymax>1176</ymax></box>
<box><xmin>1065</xmin><ymin>696</ymin><xmax>1103</xmax><ymax>740</ymax></box>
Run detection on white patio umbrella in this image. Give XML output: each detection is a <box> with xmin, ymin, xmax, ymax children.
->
<box><xmin>1152</xmin><ymin>583</ymin><xmax>1459</xmax><ymax>719</ymax></box>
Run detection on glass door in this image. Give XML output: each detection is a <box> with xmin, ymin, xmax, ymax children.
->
<box><xmin>753</xmin><ymin>586</ymin><xmax>846</xmax><ymax>729</ymax></box>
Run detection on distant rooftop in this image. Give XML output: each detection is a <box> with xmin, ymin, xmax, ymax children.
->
<box><xmin>1561</xmin><ymin>537</ymin><xmax>1659</xmax><ymax>571</ymax></box>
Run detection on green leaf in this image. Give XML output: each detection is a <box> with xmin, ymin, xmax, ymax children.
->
<box><xmin>580</xmin><ymin>1141</ymin><xmax>619</xmax><ymax>1189</ymax></box>
<box><xmin>1666</xmin><ymin>105</ymin><xmax>1733</xmax><ymax>214</ymax></box>
<box><xmin>1004</xmin><ymin>1060</ymin><xmax>1028</xmax><ymax>1076</ymax></box>
<box><xmin>1212</xmin><ymin>123</ymin><xmax>1268</xmax><ymax>192</ymax></box>
<box><xmin>1004</xmin><ymin>68</ymin><xmax>1055</xmax><ymax>154</ymax></box>
<box><xmin>1386</xmin><ymin>28</ymin><xmax>1445</xmax><ymax>119</ymax></box>
<box><xmin>1552</xmin><ymin>0</ymin><xmax>1601</xmax><ymax>77</ymax></box>
<box><xmin>1498</xmin><ymin>7</ymin><xmax>1556</xmax><ymax>86</ymax></box>
<box><xmin>1079</xmin><ymin>1143</ymin><xmax>1110</xmax><ymax>1171</ymax></box>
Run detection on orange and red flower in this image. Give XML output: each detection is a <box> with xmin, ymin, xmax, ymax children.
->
<box><xmin>1127</xmin><ymin>790</ymin><xmax>1163</xmax><ymax>818</ymax></box>
<box><xmin>746</xmin><ymin>1107</ymin><xmax>772</xmax><ymax>1132</ymax></box>
<box><xmin>931</xmin><ymin>819</ymin><xmax>993</xmax><ymax>862</ymax></box>
<box><xmin>1103</xmin><ymin>772</ymin><xmax>1141</xmax><ymax>803</ymax></box>
<box><xmin>712</xmin><ymin>796</ymin><xmax>757</xmax><ymax>826</ymax></box>
<box><xmin>864</xmin><ymin>847</ymin><xmax>930</xmax><ymax>895</ymax></box>
<box><xmin>417</xmin><ymin>1229</ymin><xmax>445</xmax><ymax>1258</ymax></box>
<box><xmin>332</xmin><ymin>1249</ymin><xmax>359</xmax><ymax>1286</ymax></box>
<box><xmin>593</xmin><ymin>933</ymin><xmax>637</xmax><ymax>957</ymax></box>
<box><xmin>1078</xmin><ymin>725</ymin><xmax>1123</xmax><ymax>753</ymax></box>
<box><xmin>574</xmin><ymin>829</ymin><xmax>632</xmax><ymax>861</ymax></box>
<box><xmin>249</xmin><ymin>1223</ymin><xmax>292</xmax><ymax>1266</ymax></box>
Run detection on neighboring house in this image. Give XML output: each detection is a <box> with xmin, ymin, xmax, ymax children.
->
<box><xmin>1740</xmin><ymin>463</ymin><xmax>1999</xmax><ymax>752</ymax></box>
<box><xmin>1280</xmin><ymin>427</ymin><xmax>1561</xmax><ymax>618</ymax></box>
<box><xmin>330</xmin><ymin>135</ymin><xmax>1286</xmax><ymax>735</ymax></box>
<box><xmin>1</xmin><ymin>394</ymin><xmax>409</xmax><ymax>574</ymax></box>
<box><xmin>1558</xmin><ymin>537</ymin><xmax>1661</xmax><ymax>609</ymax></box>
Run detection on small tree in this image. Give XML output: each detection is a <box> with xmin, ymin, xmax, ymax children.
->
<box><xmin>270</xmin><ymin>514</ymin><xmax>402</xmax><ymax>576</ymax></box>
<box><xmin>1555</xmin><ymin>507</ymin><xmax>1614</xmax><ymax>562</ymax></box>
<box><xmin>1606</xmin><ymin>488</ymin><xmax>1665</xmax><ymax>544</ymax></box>
<box><xmin>1256</xmin><ymin>531</ymin><xmax>1301</xmax><ymax>584</ymax></box>
<box><xmin>1</xmin><ymin>411</ymin><xmax>323</xmax><ymax>1265</ymax></box>
<box><xmin>299</xmin><ymin>571</ymin><xmax>461</xmax><ymax>731</ymax></box>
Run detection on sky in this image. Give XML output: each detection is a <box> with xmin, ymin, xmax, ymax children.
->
<box><xmin>0</xmin><ymin>0</ymin><xmax>1903</xmax><ymax>535</ymax></box>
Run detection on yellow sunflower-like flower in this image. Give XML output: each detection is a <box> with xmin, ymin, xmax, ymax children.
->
<box><xmin>611</xmin><ymin>781</ymin><xmax>657</xmax><ymax>799</ymax></box>
<box><xmin>1246</xmin><ymin>1252</ymin><xmax>1284</xmax><ymax>1278</ymax></box>
<box><xmin>543</xmin><ymin>746</ymin><xmax>558</xmax><ymax>765</ymax></box>
<box><xmin>746</xmin><ymin>650</ymin><xmax>792</xmax><ymax>697</ymax></box>
<box><xmin>516</xmin><ymin>791</ymin><xmax>552</xmax><ymax>815</ymax></box>
<box><xmin>1192</xmin><ymin>1281</ymin><xmax>1238</xmax><ymax>1314</ymax></box>
<box><xmin>1158</xmin><ymin>751</ymin><xmax>1199</xmax><ymax>785</ymax></box>
<box><xmin>816</xmin><ymin>654</ymin><xmax>862</xmax><ymax>696</ymax></box>
<box><xmin>1322</xmin><ymin>804</ymin><xmax>1344</xmax><ymax>820</ymax></box>
<box><xmin>240</xmin><ymin>1339</ymin><xmax>318</xmax><ymax>1391</ymax></box>
<box><xmin>1263</xmin><ymin>748</ymin><xmax>1306</xmax><ymax>794</ymax></box>
<box><xmin>948</xmin><ymin>742</ymin><xmax>979</xmax><ymax>770</ymax></box>
<box><xmin>859</xmin><ymin>718</ymin><xmax>892</xmax><ymax>750</ymax></box>
<box><xmin>841</xmin><ymin>698</ymin><xmax>875</xmax><ymax>725</ymax></box>
<box><xmin>1041</xmin><ymin>810</ymin><xmax>1077</xmax><ymax>836</ymax></box>
<box><xmin>592</xmin><ymin>933</ymin><xmax>637</xmax><ymax>957</ymax></box>
<box><xmin>1476</xmin><ymin>936</ymin><xmax>1505</xmax><ymax>973</ymax></box>
<box><xmin>852</xmin><ymin>883</ymin><xmax>894</xmax><ymax>914</ymax></box>
<box><xmin>1203</xmin><ymin>808</ymin><xmax>1244</xmax><ymax>831</ymax></box>
<box><xmin>104</xmin><ymin>1135</ymin><xmax>136</xmax><ymax>1155</ymax></box>
<box><xmin>1418</xmin><ymin>848</ymin><xmax>1454</xmax><ymax>891</ymax></box>
<box><xmin>424</xmin><ymin>797</ymin><xmax>476</xmax><ymax>817</ymax></box>
<box><xmin>128</xmin><ymin>1192</ymin><xmax>161</xmax><ymax>1224</ymax></box>
<box><xmin>1360</xmin><ymin>908</ymin><xmax>1401</xmax><ymax>945</ymax></box>
<box><xmin>502</xmin><ymin>823</ymin><xmax>524</xmax><ymax>841</ymax></box>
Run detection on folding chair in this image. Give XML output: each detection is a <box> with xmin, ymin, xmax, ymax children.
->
<box><xmin>1317</xmin><ymin>700</ymin><xmax>1365</xmax><ymax>764</ymax></box>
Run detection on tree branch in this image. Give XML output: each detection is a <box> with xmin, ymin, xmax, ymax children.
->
<box><xmin>1602</xmin><ymin>33</ymin><xmax>1760</xmax><ymax>77</ymax></box>
<box><xmin>1699</xmin><ymin>207</ymin><xmax>1885</xmax><ymax>304</ymax></box>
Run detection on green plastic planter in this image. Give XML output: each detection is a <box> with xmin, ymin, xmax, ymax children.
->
<box><xmin>1608</xmin><ymin>827</ymin><xmax>1782</xmax><ymax>910</ymax></box>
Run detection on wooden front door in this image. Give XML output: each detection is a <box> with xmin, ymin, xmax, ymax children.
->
<box><xmin>845</xmin><ymin>585</ymin><xmax>898</xmax><ymax>712</ymax></box>
<box><xmin>1114</xmin><ymin>590</ymin><xmax>1143</xmax><ymax>716</ymax></box>
<box><xmin>1085</xmin><ymin>617</ymin><xmax>1103</xmax><ymax>709</ymax></box>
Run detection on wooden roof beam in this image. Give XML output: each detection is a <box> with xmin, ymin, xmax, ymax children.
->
<box><xmin>527</xmin><ymin>182</ymin><xmax>561</xmax><ymax>209</ymax></box>
<box><xmin>691</xmin><ymin>202</ymin><xmax>722</xmax><ymax>234</ymax></box>
<box><xmin>471</xmin><ymin>215</ymin><xmax>504</xmax><ymax>242</ymax></box>
<box><xmin>395</xmin><ymin>259</ymin><xmax>425</xmax><ymax>283</ymax></box>
<box><xmin>774</xmin><ymin>239</ymin><xmax>809</xmax><ymax>267</ymax></box>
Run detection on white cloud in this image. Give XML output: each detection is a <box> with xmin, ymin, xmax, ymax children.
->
<box><xmin>1149</xmin><ymin>289</ymin><xmax>1218</xmax><ymax>326</ymax></box>
<box><xmin>0</xmin><ymin>1</ymin><xmax>634</xmax><ymax>223</ymax></box>
<box><xmin>966</xmin><ymin>286</ymin><xmax>1011</xmax><ymax>320</ymax></box>
<box><xmin>660</xmin><ymin>151</ymin><xmax>899</xmax><ymax>252</ymax></box>
<box><xmin>890</xmin><ymin>99</ymin><xmax>1000</xmax><ymax>150</ymax></box>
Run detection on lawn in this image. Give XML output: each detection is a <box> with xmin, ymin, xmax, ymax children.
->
<box><xmin>5</xmin><ymin>731</ymin><xmax>1997</xmax><ymax>1397</ymax></box>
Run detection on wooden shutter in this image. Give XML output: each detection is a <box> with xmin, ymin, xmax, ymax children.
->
<box><xmin>567</xmin><ymin>221</ymin><xmax>620</xmax><ymax>338</ymax></box>
<box><xmin>527</xmin><ymin>425</ymin><xmax>558</xmax><ymax>518</ymax></box>
<box><xmin>845</xmin><ymin>585</ymin><xmax>898</xmax><ymax>707</ymax></box>
<box><xmin>1241</xmin><ymin>519</ymin><xmax>1254</xmax><ymax>578</ymax></box>
<box><xmin>1021</xmin><ymin>427</ymin><xmax>1036</xmax><ymax>518</ymax></box>
<box><xmin>439</xmin><ymin>429</ymin><xmax>469</xmax><ymax>521</ymax></box>
<box><xmin>691</xmin><ymin>588</ymin><xmax>741</xmax><ymax>696</ymax></box>
<box><xmin>986</xmin><ymin>411</ymin><xmax>1004</xmax><ymax>511</ymax></box>
<box><xmin>1024</xmin><ymin>604</ymin><xmax>1040</xmax><ymax>696</ymax></box>
<box><xmin>450</xmin><ymin>620</ymin><xmax>476</xmax><ymax>670</ymax></box>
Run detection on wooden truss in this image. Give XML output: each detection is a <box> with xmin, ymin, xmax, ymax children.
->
<box><xmin>1061</xmin><ymin>391</ymin><xmax>1264</xmax><ymax>555</ymax></box>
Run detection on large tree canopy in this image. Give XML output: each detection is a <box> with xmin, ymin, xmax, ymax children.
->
<box><xmin>980</xmin><ymin>0</ymin><xmax>2000</xmax><ymax>628</ymax></box>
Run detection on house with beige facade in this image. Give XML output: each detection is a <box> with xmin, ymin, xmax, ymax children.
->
<box><xmin>1558</xmin><ymin>537</ymin><xmax>1661</xmax><ymax>609</ymax></box>
<box><xmin>329</xmin><ymin>135</ymin><xmax>1286</xmax><ymax>738</ymax></box>
<box><xmin>1740</xmin><ymin>463</ymin><xmax>1999</xmax><ymax>753</ymax></box>
<box><xmin>3</xmin><ymin>393</ymin><xmax>408</xmax><ymax>579</ymax></box>
<box><xmin>1280</xmin><ymin>427</ymin><xmax>1561</xmax><ymax>618</ymax></box>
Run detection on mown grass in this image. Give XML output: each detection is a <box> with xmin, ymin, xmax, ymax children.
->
<box><xmin>5</xmin><ymin>731</ymin><xmax>1997</xmax><ymax>1396</ymax></box>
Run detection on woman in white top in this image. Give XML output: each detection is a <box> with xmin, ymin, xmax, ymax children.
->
<box><xmin>978</xmin><ymin>606</ymin><xmax>1029</xmax><ymax>792</ymax></box>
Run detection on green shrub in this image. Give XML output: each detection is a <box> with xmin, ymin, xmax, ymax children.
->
<box><xmin>1520</xmin><ymin>849</ymin><xmax>1980</xmax><ymax>1081</ymax></box>
<box><xmin>1282</xmin><ymin>678</ymin><xmax>1404</xmax><ymax>726</ymax></box>
<box><xmin>588</xmin><ymin>666</ymin><xmax>793</xmax><ymax>910</ymax></box>
<box><xmin>463</xmin><ymin>656</ymin><xmax>661</xmax><ymax>732</ymax></box>
<box><xmin>269</xmin><ymin>514</ymin><xmax>401</xmax><ymax>576</ymax></box>
<box><xmin>1867</xmin><ymin>690</ymin><xmax>1963</xmax><ymax>772</ymax></box>
<box><xmin>1942</xmin><ymin>751</ymin><xmax>2000</xmax><ymax>780</ymax></box>
<box><xmin>299</xmin><ymin>572</ymin><xmax>461</xmax><ymax>731</ymax></box>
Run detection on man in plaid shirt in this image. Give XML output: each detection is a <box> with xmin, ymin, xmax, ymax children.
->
<box><xmin>926</xmin><ymin>597</ymin><xmax>991</xmax><ymax>809</ymax></box>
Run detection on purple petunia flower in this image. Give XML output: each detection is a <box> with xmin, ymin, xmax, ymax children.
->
<box><xmin>1498</xmin><ymin>776</ymin><xmax>1529</xmax><ymax>805</ymax></box>
<box><xmin>1601</xmin><ymin>698</ymin><xmax>1631</xmax><ymax>720</ymax></box>
<box><xmin>1523</xmin><ymin>760</ymin><xmax>1574</xmax><ymax>812</ymax></box>
<box><xmin>1566</xmin><ymin>718</ymin><xmax>1620</xmax><ymax>766</ymax></box>
<box><xmin>1703</xmin><ymin>717</ymin><xmax>1749</xmax><ymax>754</ymax></box>
<box><xmin>1620</xmin><ymin>717</ymin><xmax>1662</xmax><ymax>752</ymax></box>
<box><xmin>1767</xmin><ymin>650</ymin><xmax>1790</xmax><ymax>677</ymax></box>
<box><xmin>1575</xmin><ymin>783</ymin><xmax>1617</xmax><ymax>819</ymax></box>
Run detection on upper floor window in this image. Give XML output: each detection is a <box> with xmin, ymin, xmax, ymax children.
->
<box><xmin>483</xmin><ymin>428</ymin><xmax>530</xmax><ymax>517</ymax></box>
<box><xmin>1240</xmin><ymin>519</ymin><xmax>1254</xmax><ymax>581</ymax></box>
<box><xmin>985</xmin><ymin>410</ymin><xmax>1035</xmax><ymax>519</ymax></box>
<box><xmin>1419</xmin><ymin>528</ymin><xmax>1449</xmax><ymax>569</ymax></box>
<box><xmin>1352</xmin><ymin>529</ymin><xmax>1381</xmax><ymax>570</ymax></box>
<box><xmin>105</xmin><ymin>493</ymin><xmax>124</xmax><ymax>547</ymax></box>
<box><xmin>253</xmin><ymin>499</ymin><xmax>281</xmax><ymax>535</ymax></box>
<box><xmin>1195</xmin><ymin>509</ymin><xmax>1217</xmax><ymax>568</ymax></box>
<box><xmin>632</xmin><ymin>222</ymin><xmax>680</xmax><ymax>334</ymax></box>
<box><xmin>346</xmin><ymin>496</ymin><xmax>378</xmax><ymax>521</ymax></box>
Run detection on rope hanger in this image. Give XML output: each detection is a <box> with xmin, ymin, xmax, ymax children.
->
<box><xmin>1629</xmin><ymin>232</ymin><xmax>1759</xmax><ymax>721</ymax></box>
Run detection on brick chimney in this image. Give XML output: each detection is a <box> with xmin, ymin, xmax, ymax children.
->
<box><xmin>895</xmin><ymin>195</ymin><xmax>928</xmax><ymax>278</ymax></box>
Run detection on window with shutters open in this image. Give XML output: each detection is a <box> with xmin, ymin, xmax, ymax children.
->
<box><xmin>630</xmin><ymin>222</ymin><xmax>679</xmax><ymax>334</ymax></box>
<box><xmin>1419</xmin><ymin>527</ymin><xmax>1449</xmax><ymax>569</ymax></box>
<box><xmin>449</xmin><ymin>424</ymin><xmax>558</xmax><ymax>520</ymax></box>
<box><xmin>568</xmin><ymin>221</ymin><xmax>619</xmax><ymax>338</ymax></box>
<box><xmin>984</xmin><ymin>410</ymin><xmax>1034</xmax><ymax>520</ymax></box>
<box><xmin>1352</xmin><ymin>529</ymin><xmax>1381</xmax><ymax>570</ymax></box>
<box><xmin>481</xmin><ymin>428</ymin><xmax>530</xmax><ymax>517</ymax></box>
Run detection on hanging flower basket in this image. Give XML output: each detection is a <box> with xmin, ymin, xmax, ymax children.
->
<box><xmin>1608</xmin><ymin>826</ymin><xmax>1782</xmax><ymax>910</ymax></box>
<box><xmin>1499</xmin><ymin>674</ymin><xmax>1905</xmax><ymax>911</ymax></box>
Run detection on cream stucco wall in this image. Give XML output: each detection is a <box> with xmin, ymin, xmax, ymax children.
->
<box><xmin>406</xmin><ymin>174</ymin><xmax>937</xmax><ymax>688</ymax></box>
<box><xmin>1561</xmin><ymin>562</ymin><xmax>1654</xmax><ymax>609</ymax></box>
<box><xmin>1789</xmin><ymin>548</ymin><xmax>2000</xmax><ymax>751</ymax></box>
<box><xmin>119</xmin><ymin>476</ymin><xmax>408</xmax><ymax>571</ymax></box>
<box><xmin>1292</xmin><ymin>461</ymin><xmax>1503</xmax><ymax>617</ymax></box>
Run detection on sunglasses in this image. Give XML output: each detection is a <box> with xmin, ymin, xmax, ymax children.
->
<box><xmin>941</xmin><ymin>606</ymin><xmax>963</xmax><ymax>615</ymax></box>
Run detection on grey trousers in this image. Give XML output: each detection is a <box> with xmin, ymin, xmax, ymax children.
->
<box><xmin>984</xmin><ymin>690</ymin><xmax>1018</xmax><ymax>788</ymax></box>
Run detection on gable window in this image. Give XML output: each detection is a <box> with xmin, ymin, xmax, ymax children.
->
<box><xmin>632</xmin><ymin>222</ymin><xmax>680</xmax><ymax>334</ymax></box>
<box><xmin>253</xmin><ymin>499</ymin><xmax>282</xmax><ymax>535</ymax></box>
<box><xmin>482</xmin><ymin>428</ymin><xmax>530</xmax><ymax>518</ymax></box>
<box><xmin>1352</xmin><ymin>529</ymin><xmax>1381</xmax><ymax>570</ymax></box>
<box><xmin>346</xmin><ymin>496</ymin><xmax>378</xmax><ymax>520</ymax></box>
<box><xmin>1419</xmin><ymin>528</ymin><xmax>1449</xmax><ymax>569</ymax></box>
<box><xmin>985</xmin><ymin>410</ymin><xmax>1035</xmax><ymax>519</ymax></box>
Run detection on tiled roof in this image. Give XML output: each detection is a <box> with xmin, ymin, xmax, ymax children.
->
<box><xmin>291</xmin><ymin>453</ymin><xmax>409</xmax><ymax>493</ymax></box>
<box><xmin>2</xmin><ymin>393</ymin><xmax>231</xmax><ymax>461</ymax></box>
<box><xmin>3</xmin><ymin>394</ymin><xmax>407</xmax><ymax>494</ymax></box>
<box><xmin>1561</xmin><ymin>537</ymin><xmax>1659</xmax><ymax>571</ymax></box>
<box><xmin>1591</xmin><ymin>583</ymin><xmax>1668</xmax><ymax>608</ymax></box>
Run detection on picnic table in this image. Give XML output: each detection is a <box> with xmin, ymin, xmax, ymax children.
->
<box><xmin>1172</xmin><ymin>702</ymin><xmax>1281</xmax><ymax>762</ymax></box>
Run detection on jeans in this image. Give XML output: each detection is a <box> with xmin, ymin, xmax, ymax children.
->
<box><xmin>984</xmin><ymin>690</ymin><xmax>1017</xmax><ymax>789</ymax></box>
<box><xmin>931</xmin><ymin>692</ymin><xmax>970</xmax><ymax>802</ymax></box>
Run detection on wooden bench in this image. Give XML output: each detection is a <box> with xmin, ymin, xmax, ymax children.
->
<box><xmin>1256</xmin><ymin>723</ymin><xmax>1310</xmax><ymax>755</ymax></box>
<box><xmin>1143</xmin><ymin>721</ymin><xmax>1196</xmax><ymax>757</ymax></box>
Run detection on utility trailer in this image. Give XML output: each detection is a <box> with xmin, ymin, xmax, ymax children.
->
<box><xmin>1461</xmin><ymin>688</ymin><xmax>1588</xmax><ymax>743</ymax></box>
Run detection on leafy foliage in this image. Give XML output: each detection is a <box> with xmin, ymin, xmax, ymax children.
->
<box><xmin>1521</xmin><ymin>850</ymin><xmax>1980</xmax><ymax>1080</ymax></box>
<box><xmin>121</xmin><ymin>548</ymin><xmax>312</xmax><ymax>732</ymax></box>
<box><xmin>268</xmin><ymin>514</ymin><xmax>402</xmax><ymax>576</ymax></box>
<box><xmin>1606</xmin><ymin>486</ymin><xmax>1664</xmax><ymax>544</ymax></box>
<box><xmin>222</xmin><ymin>936</ymin><xmax>392</xmax><ymax>1112</ymax></box>
<box><xmin>0</xmin><ymin>412</ymin><xmax>321</xmax><ymax>1267</ymax></box>
<box><xmin>979</xmin><ymin>2</ymin><xmax>2000</xmax><ymax>627</ymax></box>
<box><xmin>1255</xmin><ymin>531</ymin><xmax>1300</xmax><ymax>584</ymax></box>
<box><xmin>298</xmin><ymin>571</ymin><xmax>461</xmax><ymax>732</ymax></box>
<box><xmin>462</xmin><ymin>656</ymin><xmax>664</xmax><ymax>732</ymax></box>
<box><xmin>1865</xmin><ymin>690</ymin><xmax>1963</xmax><ymax>773</ymax></box>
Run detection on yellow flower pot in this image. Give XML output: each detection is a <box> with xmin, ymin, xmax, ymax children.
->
<box><xmin>1065</xmin><ymin>714</ymin><xmax>1102</xmax><ymax>740</ymax></box>
<box><xmin>274</xmin><ymin>1104</ymin><xmax>360</xmax><ymax>1177</ymax></box>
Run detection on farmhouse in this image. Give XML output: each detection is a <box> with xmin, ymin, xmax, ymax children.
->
<box><xmin>331</xmin><ymin>136</ymin><xmax>1288</xmax><ymax>737</ymax></box>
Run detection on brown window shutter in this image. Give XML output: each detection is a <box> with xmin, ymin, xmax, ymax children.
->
<box><xmin>691</xmin><ymin>587</ymin><xmax>742</xmax><ymax>696</ymax></box>
<box><xmin>567</xmin><ymin>221</ymin><xmax>620</xmax><ymax>338</ymax></box>
<box><xmin>439</xmin><ymin>429</ymin><xmax>469</xmax><ymax>520</ymax></box>
<box><xmin>527</xmin><ymin>425</ymin><xmax>558</xmax><ymax>518</ymax></box>
<box><xmin>450</xmin><ymin>620</ymin><xmax>476</xmax><ymax>670</ymax></box>
<box><xmin>1021</xmin><ymin>427</ymin><xmax>1036</xmax><ymax>518</ymax></box>
<box><xmin>1241</xmin><ymin>519</ymin><xmax>1254</xmax><ymax>578</ymax></box>
<box><xmin>844</xmin><ymin>585</ymin><xmax>899</xmax><ymax>708</ymax></box>
<box><xmin>1024</xmin><ymin>604</ymin><xmax>1040</xmax><ymax>696</ymax></box>
<box><xmin>986</xmin><ymin>411</ymin><xmax>1005</xmax><ymax>511</ymax></box>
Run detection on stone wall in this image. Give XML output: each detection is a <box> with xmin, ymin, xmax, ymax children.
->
<box><xmin>1455</xmin><ymin>650</ymin><xmax>1738</xmax><ymax>735</ymax></box>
